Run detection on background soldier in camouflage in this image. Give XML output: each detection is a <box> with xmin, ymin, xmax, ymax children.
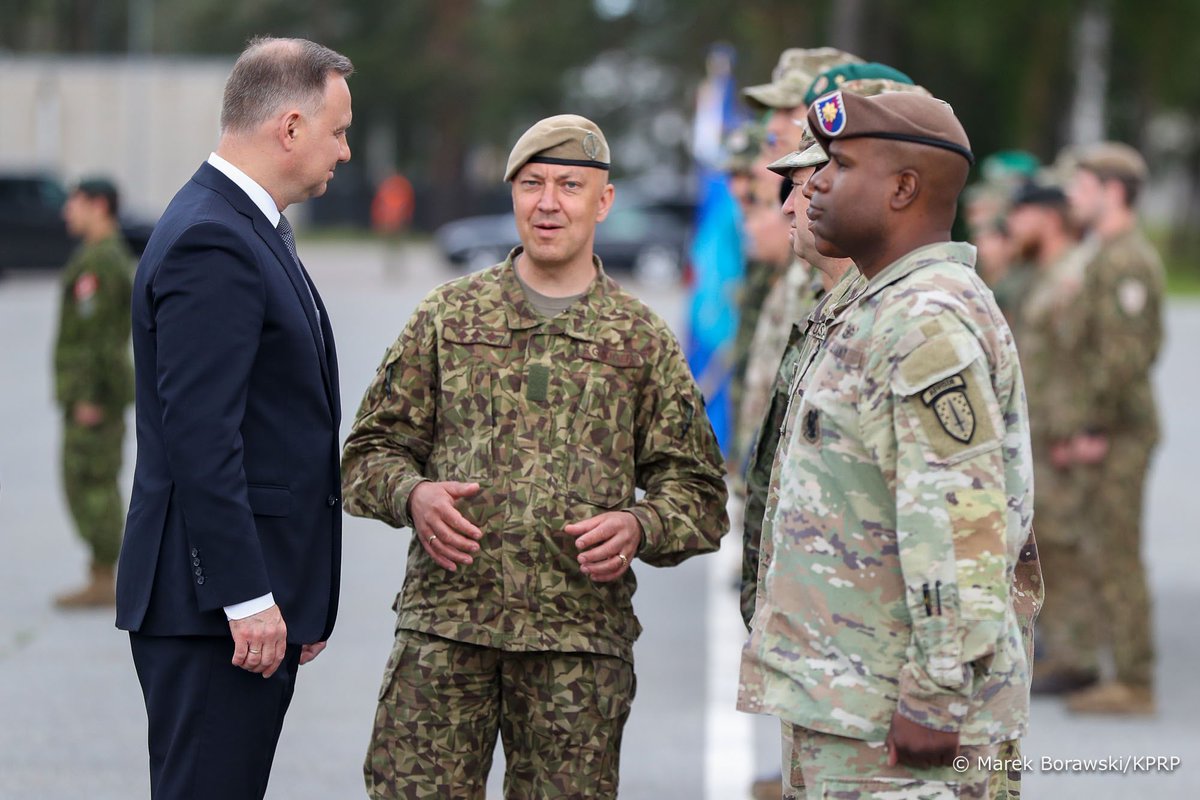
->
<box><xmin>342</xmin><ymin>115</ymin><xmax>728</xmax><ymax>799</ymax></box>
<box><xmin>731</xmin><ymin>48</ymin><xmax>864</xmax><ymax>472</ymax></box>
<box><xmin>1061</xmin><ymin>142</ymin><xmax>1164</xmax><ymax>716</ymax></box>
<box><xmin>739</xmin><ymin>90</ymin><xmax>1035</xmax><ymax>799</ymax></box>
<box><xmin>1006</xmin><ymin>180</ymin><xmax>1101</xmax><ymax>694</ymax></box>
<box><xmin>52</xmin><ymin>177</ymin><xmax>134</xmax><ymax>609</ymax></box>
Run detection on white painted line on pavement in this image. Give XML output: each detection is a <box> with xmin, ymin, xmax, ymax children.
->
<box><xmin>706</xmin><ymin>504</ymin><xmax>753</xmax><ymax>799</ymax></box>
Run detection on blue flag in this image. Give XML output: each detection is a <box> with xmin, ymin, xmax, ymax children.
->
<box><xmin>686</xmin><ymin>44</ymin><xmax>745</xmax><ymax>458</ymax></box>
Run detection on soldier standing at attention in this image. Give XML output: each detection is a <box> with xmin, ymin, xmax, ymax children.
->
<box><xmin>1062</xmin><ymin>143</ymin><xmax>1164</xmax><ymax>716</ymax></box>
<box><xmin>341</xmin><ymin>115</ymin><xmax>729</xmax><ymax>799</ymax></box>
<box><xmin>739</xmin><ymin>91</ymin><xmax>1035</xmax><ymax>797</ymax></box>
<box><xmin>1006</xmin><ymin>180</ymin><xmax>1100</xmax><ymax>695</ymax></box>
<box><xmin>53</xmin><ymin>178</ymin><xmax>134</xmax><ymax>609</ymax></box>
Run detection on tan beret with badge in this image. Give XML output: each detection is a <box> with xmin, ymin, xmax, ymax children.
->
<box><xmin>766</xmin><ymin>78</ymin><xmax>933</xmax><ymax>177</ymax></box>
<box><xmin>743</xmin><ymin>47</ymin><xmax>863</xmax><ymax>110</ymax></box>
<box><xmin>504</xmin><ymin>114</ymin><xmax>611</xmax><ymax>182</ymax></box>
<box><xmin>806</xmin><ymin>89</ymin><xmax>974</xmax><ymax>165</ymax></box>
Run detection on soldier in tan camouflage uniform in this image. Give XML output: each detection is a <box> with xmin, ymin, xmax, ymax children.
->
<box><xmin>1006</xmin><ymin>180</ymin><xmax>1102</xmax><ymax>694</ymax></box>
<box><xmin>731</xmin><ymin>49</ymin><xmax>864</xmax><ymax>470</ymax></box>
<box><xmin>52</xmin><ymin>178</ymin><xmax>135</xmax><ymax>609</ymax></box>
<box><xmin>739</xmin><ymin>90</ymin><xmax>1037</xmax><ymax>799</ymax></box>
<box><xmin>342</xmin><ymin>115</ymin><xmax>729</xmax><ymax>799</ymax></box>
<box><xmin>1061</xmin><ymin>143</ymin><xmax>1163</xmax><ymax>716</ymax></box>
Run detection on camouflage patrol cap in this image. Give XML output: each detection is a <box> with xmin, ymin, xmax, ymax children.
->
<box><xmin>807</xmin><ymin>90</ymin><xmax>974</xmax><ymax>165</ymax></box>
<box><xmin>504</xmin><ymin>114</ymin><xmax>611</xmax><ymax>182</ymax></box>
<box><xmin>766</xmin><ymin>77</ymin><xmax>932</xmax><ymax>177</ymax></box>
<box><xmin>1074</xmin><ymin>141</ymin><xmax>1148</xmax><ymax>183</ymax></box>
<box><xmin>743</xmin><ymin>47</ymin><xmax>863</xmax><ymax>110</ymax></box>
<box><xmin>721</xmin><ymin>121</ymin><xmax>765</xmax><ymax>174</ymax></box>
<box><xmin>803</xmin><ymin>62</ymin><xmax>914</xmax><ymax>106</ymax></box>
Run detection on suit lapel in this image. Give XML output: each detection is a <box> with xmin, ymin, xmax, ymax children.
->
<box><xmin>192</xmin><ymin>163</ymin><xmax>337</xmax><ymax>417</ymax></box>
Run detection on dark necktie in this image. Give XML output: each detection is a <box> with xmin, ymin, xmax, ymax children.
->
<box><xmin>276</xmin><ymin>214</ymin><xmax>326</xmax><ymax>356</ymax></box>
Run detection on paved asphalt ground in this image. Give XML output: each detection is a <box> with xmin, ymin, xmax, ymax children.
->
<box><xmin>1</xmin><ymin>240</ymin><xmax>1197</xmax><ymax>798</ymax></box>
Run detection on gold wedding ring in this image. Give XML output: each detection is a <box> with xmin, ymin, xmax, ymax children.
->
<box><xmin>618</xmin><ymin>553</ymin><xmax>629</xmax><ymax>568</ymax></box>
<box><xmin>427</xmin><ymin>535</ymin><xmax>438</xmax><ymax>545</ymax></box>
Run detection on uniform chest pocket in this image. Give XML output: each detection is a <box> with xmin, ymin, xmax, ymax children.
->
<box><xmin>796</xmin><ymin>338</ymin><xmax>866</xmax><ymax>453</ymax></box>
<box><xmin>563</xmin><ymin>343</ymin><xmax>642</xmax><ymax>508</ymax></box>
<box><xmin>433</xmin><ymin>324</ymin><xmax>510</xmax><ymax>482</ymax></box>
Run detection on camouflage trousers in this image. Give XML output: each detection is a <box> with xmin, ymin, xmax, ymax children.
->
<box><xmin>781</xmin><ymin>725</ymin><xmax>1016</xmax><ymax>799</ymax></box>
<box><xmin>1080</xmin><ymin>433</ymin><xmax>1157</xmax><ymax>687</ymax></box>
<box><xmin>365</xmin><ymin>629</ymin><xmax>635</xmax><ymax>800</ymax></box>
<box><xmin>1031</xmin><ymin>455</ymin><xmax>1097</xmax><ymax>673</ymax></box>
<box><xmin>61</xmin><ymin>416</ymin><xmax>125</xmax><ymax>566</ymax></box>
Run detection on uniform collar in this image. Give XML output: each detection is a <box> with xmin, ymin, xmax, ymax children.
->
<box><xmin>859</xmin><ymin>241</ymin><xmax>977</xmax><ymax>301</ymax></box>
<box><xmin>500</xmin><ymin>246</ymin><xmax>613</xmax><ymax>342</ymax></box>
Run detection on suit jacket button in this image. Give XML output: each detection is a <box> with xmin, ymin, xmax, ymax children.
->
<box><xmin>194</xmin><ymin>566</ymin><xmax>203</xmax><ymax>576</ymax></box>
<box><xmin>327</xmin><ymin>494</ymin><xmax>338</xmax><ymax>507</ymax></box>
<box><xmin>196</xmin><ymin>576</ymin><xmax>206</xmax><ymax>585</ymax></box>
<box><xmin>190</xmin><ymin>548</ymin><xmax>199</xmax><ymax>558</ymax></box>
<box><xmin>192</xmin><ymin>558</ymin><xmax>201</xmax><ymax>567</ymax></box>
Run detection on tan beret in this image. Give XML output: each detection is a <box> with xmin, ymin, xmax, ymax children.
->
<box><xmin>806</xmin><ymin>90</ymin><xmax>974</xmax><ymax>165</ymax></box>
<box><xmin>766</xmin><ymin>80</ymin><xmax>933</xmax><ymax>177</ymax></box>
<box><xmin>504</xmin><ymin>114</ymin><xmax>611</xmax><ymax>182</ymax></box>
<box><xmin>743</xmin><ymin>47</ymin><xmax>863</xmax><ymax>110</ymax></box>
<box><xmin>1075</xmin><ymin>141</ymin><xmax>1148</xmax><ymax>183</ymax></box>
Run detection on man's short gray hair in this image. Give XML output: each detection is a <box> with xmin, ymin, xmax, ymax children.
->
<box><xmin>220</xmin><ymin>36</ymin><xmax>354</xmax><ymax>134</ymax></box>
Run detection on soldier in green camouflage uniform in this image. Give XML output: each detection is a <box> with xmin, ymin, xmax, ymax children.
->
<box><xmin>1061</xmin><ymin>143</ymin><xmax>1163</xmax><ymax>716</ymax></box>
<box><xmin>740</xmin><ymin>90</ymin><xmax>1036</xmax><ymax>799</ymax></box>
<box><xmin>53</xmin><ymin>178</ymin><xmax>135</xmax><ymax>609</ymax></box>
<box><xmin>342</xmin><ymin>115</ymin><xmax>728</xmax><ymax>799</ymax></box>
<box><xmin>1006</xmin><ymin>181</ymin><xmax>1102</xmax><ymax>693</ymax></box>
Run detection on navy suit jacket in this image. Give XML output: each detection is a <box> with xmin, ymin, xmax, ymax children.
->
<box><xmin>116</xmin><ymin>162</ymin><xmax>342</xmax><ymax>644</ymax></box>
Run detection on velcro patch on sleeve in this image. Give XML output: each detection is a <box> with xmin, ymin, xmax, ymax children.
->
<box><xmin>894</xmin><ymin>332</ymin><xmax>999</xmax><ymax>463</ymax></box>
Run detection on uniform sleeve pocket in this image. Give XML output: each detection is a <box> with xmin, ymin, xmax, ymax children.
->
<box><xmin>892</xmin><ymin>333</ymin><xmax>1001</xmax><ymax>466</ymax></box>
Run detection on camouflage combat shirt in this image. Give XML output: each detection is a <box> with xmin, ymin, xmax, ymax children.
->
<box><xmin>53</xmin><ymin>232</ymin><xmax>135</xmax><ymax>412</ymax></box>
<box><xmin>738</xmin><ymin>242</ymin><xmax>1034</xmax><ymax>745</ymax></box>
<box><xmin>1076</xmin><ymin>227</ymin><xmax>1164</xmax><ymax>440</ymax></box>
<box><xmin>740</xmin><ymin>266</ymin><xmax>866</xmax><ymax>628</ymax></box>
<box><xmin>342</xmin><ymin>249</ymin><xmax>729</xmax><ymax>663</ymax></box>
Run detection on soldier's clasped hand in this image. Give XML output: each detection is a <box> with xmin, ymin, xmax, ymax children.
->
<box><xmin>567</xmin><ymin>511</ymin><xmax>642</xmax><ymax>583</ymax></box>
<box><xmin>409</xmin><ymin>480</ymin><xmax>483</xmax><ymax>572</ymax></box>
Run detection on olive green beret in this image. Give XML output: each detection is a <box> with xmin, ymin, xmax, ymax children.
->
<box><xmin>504</xmin><ymin>114</ymin><xmax>611</xmax><ymax>182</ymax></box>
<box><xmin>766</xmin><ymin>78</ymin><xmax>932</xmax><ymax>177</ymax></box>
<box><xmin>1075</xmin><ymin>141</ymin><xmax>1148</xmax><ymax>183</ymax></box>
<box><xmin>743</xmin><ymin>47</ymin><xmax>863</xmax><ymax>110</ymax></box>
<box><xmin>807</xmin><ymin>89</ymin><xmax>974</xmax><ymax>165</ymax></box>
<box><xmin>803</xmin><ymin>62</ymin><xmax>914</xmax><ymax>106</ymax></box>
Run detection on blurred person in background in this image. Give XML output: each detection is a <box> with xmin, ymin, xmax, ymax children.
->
<box><xmin>1007</xmin><ymin>178</ymin><xmax>1100</xmax><ymax>695</ymax></box>
<box><xmin>1061</xmin><ymin>142</ymin><xmax>1164</xmax><ymax>716</ymax></box>
<box><xmin>52</xmin><ymin>177</ymin><xmax>134</xmax><ymax>609</ymax></box>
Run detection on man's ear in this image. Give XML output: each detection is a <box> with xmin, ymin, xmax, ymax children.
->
<box><xmin>278</xmin><ymin>110</ymin><xmax>302</xmax><ymax>152</ymax></box>
<box><xmin>595</xmin><ymin>182</ymin><xmax>615</xmax><ymax>223</ymax></box>
<box><xmin>891</xmin><ymin>169</ymin><xmax>920</xmax><ymax>211</ymax></box>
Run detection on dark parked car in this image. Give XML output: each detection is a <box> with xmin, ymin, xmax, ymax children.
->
<box><xmin>0</xmin><ymin>172</ymin><xmax>155</xmax><ymax>271</ymax></box>
<box><xmin>434</xmin><ymin>197</ymin><xmax>693</xmax><ymax>284</ymax></box>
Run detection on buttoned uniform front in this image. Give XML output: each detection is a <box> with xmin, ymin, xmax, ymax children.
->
<box><xmin>738</xmin><ymin>242</ymin><xmax>1034</xmax><ymax>747</ymax></box>
<box><xmin>740</xmin><ymin>266</ymin><xmax>866</xmax><ymax>628</ymax></box>
<box><xmin>343</xmin><ymin>249</ymin><xmax>728</xmax><ymax>663</ymax></box>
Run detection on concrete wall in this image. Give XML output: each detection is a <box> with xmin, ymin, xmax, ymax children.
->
<box><xmin>0</xmin><ymin>55</ymin><xmax>233</xmax><ymax>219</ymax></box>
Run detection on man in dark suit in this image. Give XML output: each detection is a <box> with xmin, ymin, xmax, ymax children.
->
<box><xmin>116</xmin><ymin>37</ymin><xmax>352</xmax><ymax>799</ymax></box>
